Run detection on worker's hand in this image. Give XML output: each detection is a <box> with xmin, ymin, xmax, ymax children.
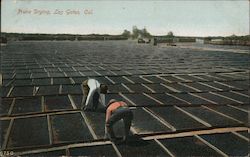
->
<box><xmin>104</xmin><ymin>125</ymin><xmax>108</xmax><ymax>139</ymax></box>
<box><xmin>104</xmin><ymin>133</ymin><xmax>108</xmax><ymax>139</ymax></box>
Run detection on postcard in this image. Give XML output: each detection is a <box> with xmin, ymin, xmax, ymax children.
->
<box><xmin>1</xmin><ymin>0</ymin><xmax>249</xmax><ymax>156</ymax></box>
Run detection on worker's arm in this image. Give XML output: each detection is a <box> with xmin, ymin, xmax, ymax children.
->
<box><xmin>104</xmin><ymin>108</ymin><xmax>112</xmax><ymax>137</ymax></box>
<box><xmin>99</xmin><ymin>94</ymin><xmax>106</xmax><ymax>107</ymax></box>
<box><xmin>82</xmin><ymin>80</ymin><xmax>89</xmax><ymax>96</ymax></box>
<box><xmin>84</xmin><ymin>88</ymin><xmax>95</xmax><ymax>109</ymax></box>
<box><xmin>105</xmin><ymin>108</ymin><xmax>112</xmax><ymax>123</ymax></box>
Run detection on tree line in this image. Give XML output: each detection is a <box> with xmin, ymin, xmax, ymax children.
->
<box><xmin>122</xmin><ymin>26</ymin><xmax>174</xmax><ymax>39</ymax></box>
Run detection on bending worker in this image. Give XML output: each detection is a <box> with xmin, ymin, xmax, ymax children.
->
<box><xmin>105</xmin><ymin>99</ymin><xmax>133</xmax><ymax>142</ymax></box>
<box><xmin>82</xmin><ymin>79</ymin><xmax>108</xmax><ymax>111</ymax></box>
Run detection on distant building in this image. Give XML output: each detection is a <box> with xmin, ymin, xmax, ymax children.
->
<box><xmin>210</xmin><ymin>38</ymin><xmax>224</xmax><ymax>44</ymax></box>
<box><xmin>211</xmin><ymin>39</ymin><xmax>223</xmax><ymax>42</ymax></box>
<box><xmin>196</xmin><ymin>38</ymin><xmax>204</xmax><ymax>44</ymax></box>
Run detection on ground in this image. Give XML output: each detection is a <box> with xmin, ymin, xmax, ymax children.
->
<box><xmin>0</xmin><ymin>40</ymin><xmax>249</xmax><ymax>156</ymax></box>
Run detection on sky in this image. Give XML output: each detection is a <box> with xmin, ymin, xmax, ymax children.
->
<box><xmin>1</xmin><ymin>0</ymin><xmax>249</xmax><ymax>37</ymax></box>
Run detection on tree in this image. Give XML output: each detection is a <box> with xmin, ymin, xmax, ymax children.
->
<box><xmin>167</xmin><ymin>31</ymin><xmax>174</xmax><ymax>37</ymax></box>
<box><xmin>122</xmin><ymin>29</ymin><xmax>131</xmax><ymax>38</ymax></box>
<box><xmin>131</xmin><ymin>26</ymin><xmax>151</xmax><ymax>39</ymax></box>
<box><xmin>228</xmin><ymin>34</ymin><xmax>237</xmax><ymax>40</ymax></box>
<box><xmin>132</xmin><ymin>26</ymin><xmax>139</xmax><ymax>39</ymax></box>
<box><xmin>141</xmin><ymin>28</ymin><xmax>151</xmax><ymax>38</ymax></box>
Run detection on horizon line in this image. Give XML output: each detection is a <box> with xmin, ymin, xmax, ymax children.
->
<box><xmin>2</xmin><ymin>31</ymin><xmax>249</xmax><ymax>38</ymax></box>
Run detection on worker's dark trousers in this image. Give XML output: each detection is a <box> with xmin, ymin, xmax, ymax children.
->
<box><xmin>106</xmin><ymin>107</ymin><xmax>133</xmax><ymax>139</ymax></box>
<box><xmin>92</xmin><ymin>92</ymin><xmax>100</xmax><ymax>110</ymax></box>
